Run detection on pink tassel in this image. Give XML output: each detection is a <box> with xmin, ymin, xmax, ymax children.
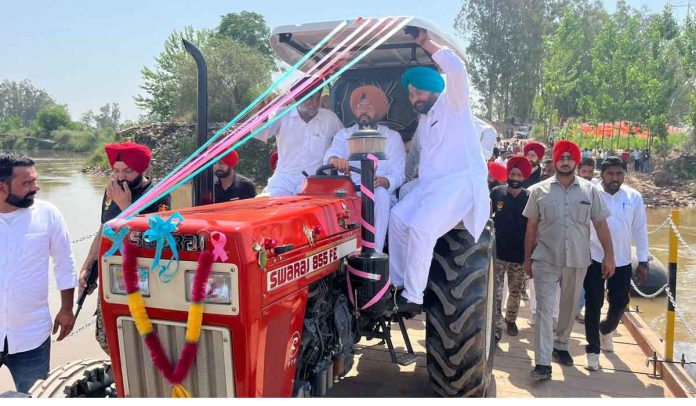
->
<box><xmin>170</xmin><ymin>342</ymin><xmax>199</xmax><ymax>384</ymax></box>
<box><xmin>123</xmin><ymin>243</ymin><xmax>140</xmax><ymax>293</ymax></box>
<box><xmin>191</xmin><ymin>251</ymin><xmax>213</xmax><ymax>303</ymax></box>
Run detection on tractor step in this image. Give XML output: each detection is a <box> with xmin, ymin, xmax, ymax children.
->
<box><xmin>395</xmin><ymin>353</ymin><xmax>418</xmax><ymax>366</ymax></box>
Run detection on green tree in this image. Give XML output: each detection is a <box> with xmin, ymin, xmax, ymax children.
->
<box><xmin>216</xmin><ymin>11</ymin><xmax>273</xmax><ymax>59</ymax></box>
<box><xmin>0</xmin><ymin>115</ymin><xmax>22</xmax><ymax>134</ymax></box>
<box><xmin>0</xmin><ymin>80</ymin><xmax>55</xmax><ymax>126</ymax></box>
<box><xmin>136</xmin><ymin>25</ymin><xmax>273</xmax><ymax>122</ymax></box>
<box><xmin>33</xmin><ymin>104</ymin><xmax>71</xmax><ymax>138</ymax></box>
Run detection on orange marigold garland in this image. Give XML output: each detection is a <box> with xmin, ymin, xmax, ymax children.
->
<box><xmin>122</xmin><ymin>242</ymin><xmax>212</xmax><ymax>398</ymax></box>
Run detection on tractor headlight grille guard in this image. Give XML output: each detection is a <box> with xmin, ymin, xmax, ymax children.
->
<box><xmin>116</xmin><ymin>317</ymin><xmax>235</xmax><ymax>397</ymax></box>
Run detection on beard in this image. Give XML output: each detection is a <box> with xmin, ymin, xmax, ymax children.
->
<box><xmin>413</xmin><ymin>96</ymin><xmax>436</xmax><ymax>115</ymax></box>
<box><xmin>507</xmin><ymin>180</ymin><xmax>523</xmax><ymax>189</ymax></box>
<box><xmin>117</xmin><ymin>173</ymin><xmax>144</xmax><ymax>190</ymax></box>
<box><xmin>297</xmin><ymin>103</ymin><xmax>318</xmax><ymax>119</ymax></box>
<box><xmin>6</xmin><ymin>191</ymin><xmax>36</xmax><ymax>208</ymax></box>
<box><xmin>556</xmin><ymin>167</ymin><xmax>576</xmax><ymax>176</ymax></box>
<box><xmin>357</xmin><ymin>114</ymin><xmax>376</xmax><ymax>129</ymax></box>
<box><xmin>603</xmin><ymin>181</ymin><xmax>622</xmax><ymax>194</ymax></box>
<box><xmin>215</xmin><ymin>168</ymin><xmax>232</xmax><ymax>179</ymax></box>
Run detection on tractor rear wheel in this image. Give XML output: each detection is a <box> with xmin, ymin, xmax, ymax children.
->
<box><xmin>424</xmin><ymin>226</ymin><xmax>496</xmax><ymax>397</ymax></box>
<box><xmin>28</xmin><ymin>358</ymin><xmax>116</xmax><ymax>398</ymax></box>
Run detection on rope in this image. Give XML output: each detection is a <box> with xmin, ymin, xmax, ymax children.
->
<box><xmin>668</xmin><ymin>217</ymin><xmax>696</xmax><ymax>258</ymax></box>
<box><xmin>630</xmin><ymin>279</ymin><xmax>669</xmax><ymax>299</ymax></box>
<box><xmin>647</xmin><ymin>217</ymin><xmax>672</xmax><ymax>234</ymax></box>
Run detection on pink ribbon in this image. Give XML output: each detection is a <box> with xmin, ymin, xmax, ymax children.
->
<box><xmin>210</xmin><ymin>232</ymin><xmax>228</xmax><ymax>262</ymax></box>
<box><xmin>346</xmin><ymin>264</ymin><xmax>391</xmax><ymax>310</ymax></box>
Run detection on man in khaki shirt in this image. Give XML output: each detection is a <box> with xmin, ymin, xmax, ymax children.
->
<box><xmin>522</xmin><ymin>140</ymin><xmax>615</xmax><ymax>381</ymax></box>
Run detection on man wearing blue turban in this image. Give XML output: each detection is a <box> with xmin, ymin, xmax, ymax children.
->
<box><xmin>389</xmin><ymin>29</ymin><xmax>489</xmax><ymax>314</ymax></box>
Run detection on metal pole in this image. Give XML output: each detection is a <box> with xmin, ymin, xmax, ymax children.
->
<box><xmin>665</xmin><ymin>209</ymin><xmax>679</xmax><ymax>361</ymax></box>
<box><xmin>183</xmin><ymin>39</ymin><xmax>213</xmax><ymax>206</ymax></box>
<box><xmin>360</xmin><ymin>158</ymin><xmax>376</xmax><ymax>254</ymax></box>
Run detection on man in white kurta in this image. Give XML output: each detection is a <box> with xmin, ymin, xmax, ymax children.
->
<box><xmin>390</xmin><ymin>30</ymin><xmax>489</xmax><ymax>311</ymax></box>
<box><xmin>256</xmin><ymin>90</ymin><xmax>343</xmax><ymax>196</ymax></box>
<box><xmin>324</xmin><ymin>85</ymin><xmax>406</xmax><ymax>252</ymax></box>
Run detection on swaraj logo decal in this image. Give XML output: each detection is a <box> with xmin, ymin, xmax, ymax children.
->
<box><xmin>267</xmin><ymin>247</ymin><xmax>338</xmax><ymax>291</ymax></box>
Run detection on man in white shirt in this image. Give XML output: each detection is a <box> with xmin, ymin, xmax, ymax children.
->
<box><xmin>325</xmin><ymin>85</ymin><xmax>405</xmax><ymax>252</ymax></box>
<box><xmin>256</xmin><ymin>80</ymin><xmax>343</xmax><ymax>196</ymax></box>
<box><xmin>388</xmin><ymin>29</ymin><xmax>489</xmax><ymax>313</ymax></box>
<box><xmin>0</xmin><ymin>153</ymin><xmax>77</xmax><ymax>393</ymax></box>
<box><xmin>584</xmin><ymin>156</ymin><xmax>648</xmax><ymax>371</ymax></box>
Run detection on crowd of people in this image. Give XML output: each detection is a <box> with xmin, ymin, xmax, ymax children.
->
<box><xmin>0</xmin><ymin>27</ymin><xmax>650</xmax><ymax>394</ymax></box>
<box><xmin>488</xmin><ymin>137</ymin><xmax>649</xmax><ymax>379</ymax></box>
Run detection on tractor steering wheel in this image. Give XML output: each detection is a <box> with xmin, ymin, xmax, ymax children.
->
<box><xmin>314</xmin><ymin>164</ymin><xmax>362</xmax><ymax>176</ymax></box>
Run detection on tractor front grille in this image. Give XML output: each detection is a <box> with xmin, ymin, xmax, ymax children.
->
<box><xmin>116</xmin><ymin>317</ymin><xmax>235</xmax><ymax>397</ymax></box>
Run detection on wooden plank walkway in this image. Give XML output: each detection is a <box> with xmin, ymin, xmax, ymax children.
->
<box><xmin>327</xmin><ymin>299</ymin><xmax>673</xmax><ymax>398</ymax></box>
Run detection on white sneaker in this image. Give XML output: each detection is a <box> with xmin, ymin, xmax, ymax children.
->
<box><xmin>600</xmin><ymin>332</ymin><xmax>614</xmax><ymax>352</ymax></box>
<box><xmin>529</xmin><ymin>314</ymin><xmax>536</xmax><ymax>326</ymax></box>
<box><xmin>585</xmin><ymin>353</ymin><xmax>600</xmax><ymax>371</ymax></box>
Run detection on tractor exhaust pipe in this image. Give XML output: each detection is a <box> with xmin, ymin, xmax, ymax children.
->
<box><xmin>183</xmin><ymin>39</ymin><xmax>214</xmax><ymax>206</ymax></box>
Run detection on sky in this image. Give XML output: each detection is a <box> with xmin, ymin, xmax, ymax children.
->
<box><xmin>0</xmin><ymin>0</ymin><xmax>690</xmax><ymax>122</ymax></box>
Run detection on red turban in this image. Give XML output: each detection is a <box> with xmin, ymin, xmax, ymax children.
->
<box><xmin>488</xmin><ymin>162</ymin><xmax>507</xmax><ymax>183</ymax></box>
<box><xmin>350</xmin><ymin>85</ymin><xmax>389</xmax><ymax>120</ymax></box>
<box><xmin>217</xmin><ymin>150</ymin><xmax>239</xmax><ymax>168</ymax></box>
<box><xmin>553</xmin><ymin>140</ymin><xmax>581</xmax><ymax>165</ymax></box>
<box><xmin>104</xmin><ymin>142</ymin><xmax>151</xmax><ymax>173</ymax></box>
<box><xmin>523</xmin><ymin>141</ymin><xmax>545</xmax><ymax>160</ymax></box>
<box><xmin>507</xmin><ymin>156</ymin><xmax>532</xmax><ymax>179</ymax></box>
<box><xmin>269</xmin><ymin>151</ymin><xmax>278</xmax><ymax>171</ymax></box>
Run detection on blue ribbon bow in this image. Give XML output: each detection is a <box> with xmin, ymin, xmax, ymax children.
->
<box><xmin>103</xmin><ymin>225</ymin><xmax>131</xmax><ymax>257</ymax></box>
<box><xmin>143</xmin><ymin>213</ymin><xmax>184</xmax><ymax>283</ymax></box>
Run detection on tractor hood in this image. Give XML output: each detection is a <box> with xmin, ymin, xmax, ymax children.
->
<box><xmin>269</xmin><ymin>17</ymin><xmax>467</xmax><ymax>71</ymax></box>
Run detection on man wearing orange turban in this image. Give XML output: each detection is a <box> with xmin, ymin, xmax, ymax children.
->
<box><xmin>79</xmin><ymin>141</ymin><xmax>171</xmax><ymax>354</ymax></box>
<box><xmin>490</xmin><ymin>155</ymin><xmax>533</xmax><ymax>340</ymax></box>
<box><xmin>212</xmin><ymin>149</ymin><xmax>256</xmax><ymax>203</ymax></box>
<box><xmin>522</xmin><ymin>139</ymin><xmax>615</xmax><ymax>380</ymax></box>
<box><xmin>523</xmin><ymin>141</ymin><xmax>546</xmax><ymax>188</ymax></box>
<box><xmin>324</xmin><ymin>85</ymin><xmax>405</xmax><ymax>253</ymax></box>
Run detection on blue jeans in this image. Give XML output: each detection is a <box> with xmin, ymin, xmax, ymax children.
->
<box><xmin>0</xmin><ymin>337</ymin><xmax>51</xmax><ymax>393</ymax></box>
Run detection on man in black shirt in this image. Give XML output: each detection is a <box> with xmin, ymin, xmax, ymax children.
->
<box><xmin>213</xmin><ymin>150</ymin><xmax>256</xmax><ymax>203</ymax></box>
<box><xmin>491</xmin><ymin>156</ymin><xmax>532</xmax><ymax>341</ymax></box>
<box><xmin>79</xmin><ymin>142</ymin><xmax>171</xmax><ymax>353</ymax></box>
<box><xmin>522</xmin><ymin>141</ymin><xmax>545</xmax><ymax>188</ymax></box>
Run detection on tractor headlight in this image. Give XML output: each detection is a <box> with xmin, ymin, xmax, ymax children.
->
<box><xmin>185</xmin><ymin>271</ymin><xmax>232</xmax><ymax>305</ymax></box>
<box><xmin>109</xmin><ymin>264</ymin><xmax>151</xmax><ymax>297</ymax></box>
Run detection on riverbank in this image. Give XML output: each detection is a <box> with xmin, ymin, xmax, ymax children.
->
<box><xmin>624</xmin><ymin>171</ymin><xmax>696</xmax><ymax>208</ymax></box>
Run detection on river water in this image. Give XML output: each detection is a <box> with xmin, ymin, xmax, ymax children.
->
<box><xmin>23</xmin><ymin>153</ymin><xmax>696</xmax><ymax>379</ymax></box>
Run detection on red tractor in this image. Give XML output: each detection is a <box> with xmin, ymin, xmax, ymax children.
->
<box><xmin>29</xmin><ymin>18</ymin><xmax>496</xmax><ymax>398</ymax></box>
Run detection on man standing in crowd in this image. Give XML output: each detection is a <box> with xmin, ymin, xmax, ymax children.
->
<box><xmin>325</xmin><ymin>85</ymin><xmax>405</xmax><ymax>253</ymax></box>
<box><xmin>523</xmin><ymin>140</ymin><xmax>615</xmax><ymax>381</ymax></box>
<box><xmin>0</xmin><ymin>153</ymin><xmax>77</xmax><ymax>393</ymax></box>
<box><xmin>577</xmin><ymin>157</ymin><xmax>597</xmax><ymax>183</ymax></box>
<box><xmin>633</xmin><ymin>149</ymin><xmax>643</xmax><ymax>172</ymax></box>
<box><xmin>212</xmin><ymin>150</ymin><xmax>256</xmax><ymax>203</ymax></box>
<box><xmin>256</xmin><ymin>79</ymin><xmax>343</xmax><ymax>196</ymax></box>
<box><xmin>584</xmin><ymin>157</ymin><xmax>648</xmax><ymax>371</ymax></box>
<box><xmin>522</xmin><ymin>141</ymin><xmax>545</xmax><ymax>188</ymax></box>
<box><xmin>388</xmin><ymin>29</ymin><xmax>489</xmax><ymax>313</ymax></box>
<box><xmin>541</xmin><ymin>158</ymin><xmax>555</xmax><ymax>181</ymax></box>
<box><xmin>488</xmin><ymin>161</ymin><xmax>507</xmax><ymax>191</ymax></box>
<box><xmin>491</xmin><ymin>156</ymin><xmax>532</xmax><ymax>341</ymax></box>
<box><xmin>79</xmin><ymin>142</ymin><xmax>171</xmax><ymax>354</ymax></box>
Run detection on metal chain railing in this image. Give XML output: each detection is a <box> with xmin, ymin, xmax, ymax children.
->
<box><xmin>648</xmin><ymin>216</ymin><xmax>672</xmax><ymax>234</ymax></box>
<box><xmin>71</xmin><ymin>231</ymin><xmax>98</xmax><ymax>245</ymax></box>
<box><xmin>668</xmin><ymin>217</ymin><xmax>696</xmax><ymax>258</ymax></box>
<box><xmin>52</xmin><ymin>319</ymin><xmax>96</xmax><ymax>343</ymax></box>
<box><xmin>630</xmin><ymin>279</ymin><xmax>669</xmax><ymax>299</ymax></box>
<box><xmin>665</xmin><ymin>286</ymin><xmax>696</xmax><ymax>340</ymax></box>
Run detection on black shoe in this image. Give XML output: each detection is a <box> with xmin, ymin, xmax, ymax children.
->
<box><xmin>530</xmin><ymin>365</ymin><xmax>552</xmax><ymax>381</ymax></box>
<box><xmin>506</xmin><ymin>321</ymin><xmax>518</xmax><ymax>336</ymax></box>
<box><xmin>552</xmin><ymin>349</ymin><xmax>574</xmax><ymax>366</ymax></box>
<box><xmin>396</xmin><ymin>295</ymin><xmax>422</xmax><ymax>314</ymax></box>
<box><xmin>494</xmin><ymin>330</ymin><xmax>502</xmax><ymax>343</ymax></box>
